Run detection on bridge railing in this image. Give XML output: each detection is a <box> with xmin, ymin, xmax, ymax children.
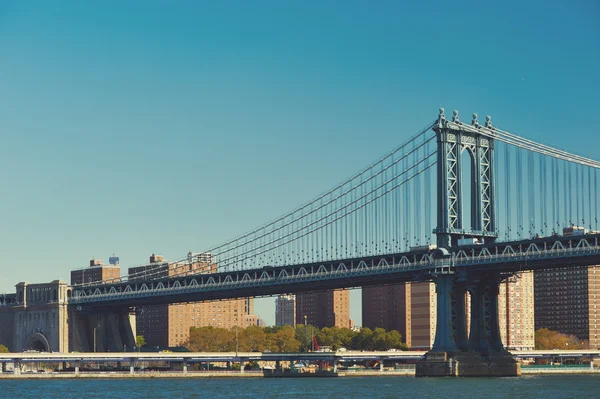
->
<box><xmin>70</xmin><ymin>236</ymin><xmax>600</xmax><ymax>304</ymax></box>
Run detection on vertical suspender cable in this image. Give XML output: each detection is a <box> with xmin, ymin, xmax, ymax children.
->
<box><xmin>527</xmin><ymin>151</ymin><xmax>534</xmax><ymax>237</ymax></box>
<box><xmin>505</xmin><ymin>144</ymin><xmax>511</xmax><ymax>240</ymax></box>
<box><xmin>425</xmin><ymin>142</ymin><xmax>432</xmax><ymax>245</ymax></box>
<box><xmin>568</xmin><ymin>162</ymin><xmax>573</xmax><ymax>226</ymax></box>
<box><xmin>576</xmin><ymin>164</ymin><xmax>581</xmax><ymax>227</ymax></box>
<box><xmin>588</xmin><ymin>167</ymin><xmax>592</xmax><ymax>230</ymax></box>
<box><xmin>516</xmin><ymin>148</ymin><xmax>523</xmax><ymax>238</ymax></box>
<box><xmin>594</xmin><ymin>169</ymin><xmax>600</xmax><ymax>231</ymax></box>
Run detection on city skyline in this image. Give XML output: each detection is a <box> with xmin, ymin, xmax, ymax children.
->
<box><xmin>1</xmin><ymin>1</ymin><xmax>600</xmax><ymax>327</ymax></box>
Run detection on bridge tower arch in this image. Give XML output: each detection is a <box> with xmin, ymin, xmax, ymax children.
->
<box><xmin>434</xmin><ymin>108</ymin><xmax>497</xmax><ymax>248</ymax></box>
<box><xmin>25</xmin><ymin>332</ymin><xmax>51</xmax><ymax>352</ymax></box>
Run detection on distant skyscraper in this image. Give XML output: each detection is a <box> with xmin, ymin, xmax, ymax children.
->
<box><xmin>296</xmin><ymin>289</ymin><xmax>349</xmax><ymax>328</ymax></box>
<box><xmin>362</xmin><ymin>284</ymin><xmax>410</xmax><ymax>339</ymax></box>
<box><xmin>409</xmin><ymin>282</ymin><xmax>437</xmax><ymax>350</ymax></box>
<box><xmin>535</xmin><ymin>265</ymin><xmax>600</xmax><ymax>348</ymax></box>
<box><xmin>362</xmin><ymin>282</ymin><xmax>436</xmax><ymax>349</ymax></box>
<box><xmin>498</xmin><ymin>272</ymin><xmax>535</xmax><ymax>350</ymax></box>
<box><xmin>275</xmin><ymin>295</ymin><xmax>296</xmax><ymax>327</ymax></box>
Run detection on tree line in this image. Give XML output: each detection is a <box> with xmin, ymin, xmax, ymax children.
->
<box><xmin>534</xmin><ymin>328</ymin><xmax>585</xmax><ymax>350</ymax></box>
<box><xmin>183</xmin><ymin>325</ymin><xmax>407</xmax><ymax>352</ymax></box>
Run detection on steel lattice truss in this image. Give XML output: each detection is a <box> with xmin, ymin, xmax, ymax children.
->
<box><xmin>69</xmin><ymin>234</ymin><xmax>600</xmax><ymax>306</ymax></box>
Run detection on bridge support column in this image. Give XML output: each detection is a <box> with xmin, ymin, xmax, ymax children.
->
<box><xmin>416</xmin><ymin>274</ymin><xmax>460</xmax><ymax>376</ymax></box>
<box><xmin>130</xmin><ymin>361</ymin><xmax>135</xmax><ymax>375</ymax></box>
<box><xmin>417</xmin><ymin>272</ymin><xmax>520</xmax><ymax>377</ymax></box>
<box><xmin>333</xmin><ymin>359</ymin><xmax>338</xmax><ymax>373</ymax></box>
<box><xmin>379</xmin><ymin>359</ymin><xmax>384</xmax><ymax>372</ymax></box>
<box><xmin>431</xmin><ymin>274</ymin><xmax>459</xmax><ymax>353</ymax></box>
<box><xmin>70</xmin><ymin>307</ymin><xmax>135</xmax><ymax>353</ymax></box>
<box><xmin>183</xmin><ymin>360</ymin><xmax>188</xmax><ymax>374</ymax></box>
<box><xmin>13</xmin><ymin>360</ymin><xmax>20</xmax><ymax>375</ymax></box>
<box><xmin>239</xmin><ymin>358</ymin><xmax>245</xmax><ymax>374</ymax></box>
<box><xmin>453</xmin><ymin>282</ymin><xmax>469</xmax><ymax>352</ymax></box>
<box><xmin>468</xmin><ymin>276</ymin><xmax>506</xmax><ymax>353</ymax></box>
<box><xmin>74</xmin><ymin>361</ymin><xmax>80</xmax><ymax>375</ymax></box>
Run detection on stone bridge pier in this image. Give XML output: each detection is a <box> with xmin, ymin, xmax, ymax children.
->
<box><xmin>70</xmin><ymin>307</ymin><xmax>136</xmax><ymax>352</ymax></box>
<box><xmin>416</xmin><ymin>270</ymin><xmax>520</xmax><ymax>377</ymax></box>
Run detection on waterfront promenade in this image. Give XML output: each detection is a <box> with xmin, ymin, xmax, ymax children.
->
<box><xmin>2</xmin><ymin>350</ymin><xmax>599</xmax><ymax>379</ymax></box>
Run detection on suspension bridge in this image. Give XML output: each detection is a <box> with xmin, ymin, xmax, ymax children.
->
<box><xmin>25</xmin><ymin>109</ymin><xmax>600</xmax><ymax>375</ymax></box>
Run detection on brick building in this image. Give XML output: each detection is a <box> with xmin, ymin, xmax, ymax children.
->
<box><xmin>535</xmin><ymin>265</ymin><xmax>600</xmax><ymax>349</ymax></box>
<box><xmin>296</xmin><ymin>289</ymin><xmax>349</xmax><ymax>329</ymax></box>
<box><xmin>130</xmin><ymin>253</ymin><xmax>258</xmax><ymax>348</ymax></box>
<box><xmin>70</xmin><ymin>258</ymin><xmax>121</xmax><ymax>285</ymax></box>
<box><xmin>363</xmin><ymin>274</ymin><xmax>535</xmax><ymax>350</ymax></box>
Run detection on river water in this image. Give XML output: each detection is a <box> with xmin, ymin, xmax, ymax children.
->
<box><xmin>0</xmin><ymin>375</ymin><xmax>597</xmax><ymax>399</ymax></box>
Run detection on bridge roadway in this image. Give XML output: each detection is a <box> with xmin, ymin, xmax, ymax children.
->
<box><xmin>70</xmin><ymin>234</ymin><xmax>600</xmax><ymax>307</ymax></box>
<box><xmin>2</xmin><ymin>350</ymin><xmax>599</xmax><ymax>364</ymax></box>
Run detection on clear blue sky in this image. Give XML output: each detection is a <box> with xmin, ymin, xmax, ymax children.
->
<box><xmin>1</xmin><ymin>1</ymin><xmax>599</xmax><ymax>325</ymax></box>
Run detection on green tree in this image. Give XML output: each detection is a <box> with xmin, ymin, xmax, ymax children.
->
<box><xmin>269</xmin><ymin>325</ymin><xmax>301</xmax><ymax>352</ymax></box>
<box><xmin>0</xmin><ymin>344</ymin><xmax>9</xmax><ymax>353</ymax></box>
<box><xmin>135</xmin><ymin>335</ymin><xmax>146</xmax><ymax>348</ymax></box>
<box><xmin>351</xmin><ymin>327</ymin><xmax>373</xmax><ymax>350</ymax></box>
<box><xmin>384</xmin><ymin>330</ymin><xmax>406</xmax><ymax>350</ymax></box>
<box><xmin>316</xmin><ymin>327</ymin><xmax>357</xmax><ymax>350</ymax></box>
<box><xmin>239</xmin><ymin>325</ymin><xmax>266</xmax><ymax>351</ymax></box>
<box><xmin>186</xmin><ymin>326</ymin><xmax>234</xmax><ymax>352</ymax></box>
<box><xmin>372</xmin><ymin>328</ymin><xmax>389</xmax><ymax>351</ymax></box>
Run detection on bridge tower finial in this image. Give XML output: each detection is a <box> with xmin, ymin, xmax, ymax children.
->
<box><xmin>485</xmin><ymin>115</ymin><xmax>493</xmax><ymax>128</ymax></box>
<box><xmin>472</xmin><ymin>113</ymin><xmax>479</xmax><ymax>126</ymax></box>
<box><xmin>437</xmin><ymin>107</ymin><xmax>446</xmax><ymax>128</ymax></box>
<box><xmin>452</xmin><ymin>109</ymin><xmax>459</xmax><ymax>122</ymax></box>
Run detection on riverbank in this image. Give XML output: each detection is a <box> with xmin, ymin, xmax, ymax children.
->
<box><xmin>1</xmin><ymin>368</ymin><xmax>598</xmax><ymax>379</ymax></box>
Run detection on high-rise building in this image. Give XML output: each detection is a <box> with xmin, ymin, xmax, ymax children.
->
<box><xmin>130</xmin><ymin>253</ymin><xmax>258</xmax><ymax>348</ymax></box>
<box><xmin>362</xmin><ymin>284</ymin><xmax>411</xmax><ymax>342</ymax></box>
<box><xmin>409</xmin><ymin>282</ymin><xmax>437</xmax><ymax>350</ymax></box>
<box><xmin>362</xmin><ymin>282</ymin><xmax>435</xmax><ymax>349</ymax></box>
<box><xmin>498</xmin><ymin>272</ymin><xmax>535</xmax><ymax>350</ymax></box>
<box><xmin>362</xmin><ymin>274</ymin><xmax>535</xmax><ymax>350</ymax></box>
<box><xmin>70</xmin><ymin>258</ymin><xmax>121</xmax><ymax>285</ymax></box>
<box><xmin>275</xmin><ymin>295</ymin><xmax>296</xmax><ymax>327</ymax></box>
<box><xmin>535</xmin><ymin>265</ymin><xmax>600</xmax><ymax>349</ymax></box>
<box><xmin>296</xmin><ymin>289</ymin><xmax>349</xmax><ymax>329</ymax></box>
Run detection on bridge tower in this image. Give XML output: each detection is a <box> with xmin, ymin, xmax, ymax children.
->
<box><xmin>417</xmin><ymin>109</ymin><xmax>519</xmax><ymax>377</ymax></box>
<box><xmin>434</xmin><ymin>108</ymin><xmax>497</xmax><ymax>248</ymax></box>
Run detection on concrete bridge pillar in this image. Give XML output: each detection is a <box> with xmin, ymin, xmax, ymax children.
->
<box><xmin>183</xmin><ymin>360</ymin><xmax>188</xmax><ymax>374</ymax></box>
<box><xmin>70</xmin><ymin>307</ymin><xmax>135</xmax><ymax>352</ymax></box>
<box><xmin>431</xmin><ymin>274</ymin><xmax>459</xmax><ymax>353</ymax></box>
<box><xmin>74</xmin><ymin>361</ymin><xmax>80</xmax><ymax>375</ymax></box>
<box><xmin>13</xmin><ymin>360</ymin><xmax>20</xmax><ymax>375</ymax></box>
<box><xmin>453</xmin><ymin>282</ymin><xmax>469</xmax><ymax>352</ymax></box>
<box><xmin>467</xmin><ymin>276</ymin><xmax>505</xmax><ymax>353</ymax></box>
<box><xmin>467</xmin><ymin>280</ymin><xmax>489</xmax><ymax>353</ymax></box>
<box><xmin>418</xmin><ymin>272</ymin><xmax>519</xmax><ymax>377</ymax></box>
<box><xmin>129</xmin><ymin>360</ymin><xmax>135</xmax><ymax>375</ymax></box>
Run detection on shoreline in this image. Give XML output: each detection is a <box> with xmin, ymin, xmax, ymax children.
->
<box><xmin>1</xmin><ymin>368</ymin><xmax>598</xmax><ymax>379</ymax></box>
